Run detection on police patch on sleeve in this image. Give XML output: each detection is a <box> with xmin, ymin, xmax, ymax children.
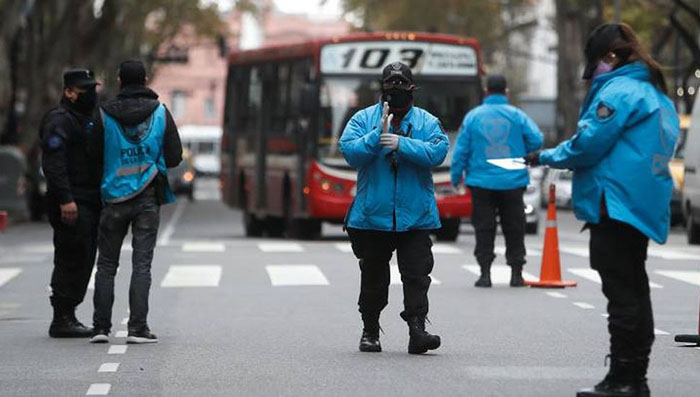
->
<box><xmin>596</xmin><ymin>102</ymin><xmax>615</xmax><ymax>120</ymax></box>
<box><xmin>47</xmin><ymin>134</ymin><xmax>63</xmax><ymax>150</ymax></box>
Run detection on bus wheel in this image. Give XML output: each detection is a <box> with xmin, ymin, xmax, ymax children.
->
<box><xmin>266</xmin><ymin>217</ymin><xmax>286</xmax><ymax>238</ymax></box>
<box><xmin>288</xmin><ymin>219</ymin><xmax>322</xmax><ymax>240</ymax></box>
<box><xmin>244</xmin><ymin>210</ymin><xmax>264</xmax><ymax>237</ymax></box>
<box><xmin>435</xmin><ymin>218</ymin><xmax>460</xmax><ymax>241</ymax></box>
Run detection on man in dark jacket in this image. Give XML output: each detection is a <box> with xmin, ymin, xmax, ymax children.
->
<box><xmin>41</xmin><ymin>69</ymin><xmax>102</xmax><ymax>338</ymax></box>
<box><xmin>90</xmin><ymin>60</ymin><xmax>182</xmax><ymax>344</ymax></box>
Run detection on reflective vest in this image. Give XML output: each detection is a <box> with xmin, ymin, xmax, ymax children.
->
<box><xmin>101</xmin><ymin>104</ymin><xmax>174</xmax><ymax>204</ymax></box>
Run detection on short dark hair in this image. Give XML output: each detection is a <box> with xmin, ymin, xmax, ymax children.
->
<box><xmin>118</xmin><ymin>60</ymin><xmax>146</xmax><ymax>86</ymax></box>
<box><xmin>486</xmin><ymin>74</ymin><xmax>507</xmax><ymax>94</ymax></box>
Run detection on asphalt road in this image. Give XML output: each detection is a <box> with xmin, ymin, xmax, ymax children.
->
<box><xmin>2</xmin><ymin>178</ymin><xmax>700</xmax><ymax>396</ymax></box>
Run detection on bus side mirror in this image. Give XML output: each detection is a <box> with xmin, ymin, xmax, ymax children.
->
<box><xmin>300</xmin><ymin>84</ymin><xmax>317</xmax><ymax>116</ymax></box>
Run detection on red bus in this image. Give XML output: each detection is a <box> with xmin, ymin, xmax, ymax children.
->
<box><xmin>221</xmin><ymin>32</ymin><xmax>483</xmax><ymax>239</ymax></box>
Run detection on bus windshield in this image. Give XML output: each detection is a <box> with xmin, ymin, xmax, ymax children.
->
<box><xmin>318</xmin><ymin>76</ymin><xmax>481</xmax><ymax>162</ymax></box>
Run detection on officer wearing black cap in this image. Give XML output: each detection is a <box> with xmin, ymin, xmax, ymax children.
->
<box><xmin>526</xmin><ymin>23</ymin><xmax>678</xmax><ymax>397</ymax></box>
<box><xmin>40</xmin><ymin>69</ymin><xmax>102</xmax><ymax>337</ymax></box>
<box><xmin>340</xmin><ymin>62</ymin><xmax>448</xmax><ymax>354</ymax></box>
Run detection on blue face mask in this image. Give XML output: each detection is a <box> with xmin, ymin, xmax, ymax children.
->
<box><xmin>592</xmin><ymin>61</ymin><xmax>614</xmax><ymax>78</ymax></box>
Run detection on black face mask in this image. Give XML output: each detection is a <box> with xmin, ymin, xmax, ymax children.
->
<box><xmin>382</xmin><ymin>89</ymin><xmax>413</xmax><ymax>110</ymax></box>
<box><xmin>74</xmin><ymin>87</ymin><xmax>97</xmax><ymax>113</ymax></box>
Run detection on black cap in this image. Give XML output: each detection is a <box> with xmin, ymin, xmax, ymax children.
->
<box><xmin>382</xmin><ymin>62</ymin><xmax>413</xmax><ymax>84</ymax></box>
<box><xmin>582</xmin><ymin>23</ymin><xmax>626</xmax><ymax>80</ymax></box>
<box><xmin>118</xmin><ymin>60</ymin><xmax>147</xmax><ymax>86</ymax></box>
<box><xmin>486</xmin><ymin>74</ymin><xmax>507</xmax><ymax>93</ymax></box>
<box><xmin>63</xmin><ymin>69</ymin><xmax>98</xmax><ymax>88</ymax></box>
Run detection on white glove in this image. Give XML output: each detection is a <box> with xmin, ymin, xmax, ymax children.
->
<box><xmin>381</xmin><ymin>101</ymin><xmax>394</xmax><ymax>135</ymax></box>
<box><xmin>380</xmin><ymin>134</ymin><xmax>399</xmax><ymax>151</ymax></box>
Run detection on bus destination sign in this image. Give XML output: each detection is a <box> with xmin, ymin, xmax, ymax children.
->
<box><xmin>320</xmin><ymin>41</ymin><xmax>478</xmax><ymax>76</ymax></box>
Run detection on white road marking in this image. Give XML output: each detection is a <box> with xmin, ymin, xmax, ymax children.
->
<box><xmin>115</xmin><ymin>331</ymin><xmax>127</xmax><ymax>338</ymax></box>
<box><xmin>121</xmin><ymin>318</ymin><xmax>128</xmax><ymax>325</ymax></box>
<box><xmin>462</xmin><ymin>265</ymin><xmax>537</xmax><ymax>285</ymax></box>
<box><xmin>390</xmin><ymin>265</ymin><xmax>441</xmax><ymax>285</ymax></box>
<box><xmin>98</xmin><ymin>363</ymin><xmax>120</xmax><ymax>373</ymax></box>
<box><xmin>647</xmin><ymin>247</ymin><xmax>700</xmax><ymax>261</ymax></box>
<box><xmin>266</xmin><ymin>265</ymin><xmax>329</xmax><ymax>286</ymax></box>
<box><xmin>601</xmin><ymin>313</ymin><xmax>609</xmax><ymax>318</ymax></box>
<box><xmin>572</xmin><ymin>302</ymin><xmax>595</xmax><ymax>310</ymax></box>
<box><xmin>334</xmin><ymin>243</ymin><xmax>354</xmax><ymax>253</ymax></box>
<box><xmin>161</xmin><ymin>265</ymin><xmax>222</xmax><ymax>287</ymax></box>
<box><xmin>20</xmin><ymin>244</ymin><xmax>54</xmax><ymax>254</ymax></box>
<box><xmin>545</xmin><ymin>291</ymin><xmax>567</xmax><ymax>298</ymax></box>
<box><xmin>654</xmin><ymin>328</ymin><xmax>670</xmax><ymax>336</ymax></box>
<box><xmin>495</xmin><ymin>245</ymin><xmax>542</xmax><ymax>256</ymax></box>
<box><xmin>0</xmin><ymin>268</ymin><xmax>22</xmax><ymax>287</ymax></box>
<box><xmin>182</xmin><ymin>242</ymin><xmax>226</xmax><ymax>253</ymax></box>
<box><xmin>258</xmin><ymin>243</ymin><xmax>305</xmax><ymax>253</ymax></box>
<box><xmin>559</xmin><ymin>247</ymin><xmax>590</xmax><ymax>258</ymax></box>
<box><xmin>655</xmin><ymin>270</ymin><xmax>700</xmax><ymax>286</ymax></box>
<box><xmin>569</xmin><ymin>268</ymin><xmax>662</xmax><ymax>289</ymax></box>
<box><xmin>86</xmin><ymin>383</ymin><xmax>111</xmax><ymax>395</ymax></box>
<box><xmin>431</xmin><ymin>244</ymin><xmax>462</xmax><ymax>254</ymax></box>
<box><xmin>158</xmin><ymin>199</ymin><xmax>187</xmax><ymax>246</ymax></box>
<box><xmin>0</xmin><ymin>256</ymin><xmax>46</xmax><ymax>265</ymax></box>
<box><xmin>107</xmin><ymin>345</ymin><xmax>127</xmax><ymax>355</ymax></box>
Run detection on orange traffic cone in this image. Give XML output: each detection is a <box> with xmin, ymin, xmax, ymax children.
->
<box><xmin>675</xmin><ymin>287</ymin><xmax>700</xmax><ymax>345</ymax></box>
<box><xmin>525</xmin><ymin>184</ymin><xmax>577</xmax><ymax>288</ymax></box>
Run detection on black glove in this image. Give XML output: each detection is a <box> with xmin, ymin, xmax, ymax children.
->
<box><xmin>524</xmin><ymin>151</ymin><xmax>541</xmax><ymax>166</ymax></box>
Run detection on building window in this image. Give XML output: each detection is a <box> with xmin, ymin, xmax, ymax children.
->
<box><xmin>204</xmin><ymin>96</ymin><xmax>216</xmax><ymax>120</ymax></box>
<box><xmin>171</xmin><ymin>90</ymin><xmax>186</xmax><ymax>119</ymax></box>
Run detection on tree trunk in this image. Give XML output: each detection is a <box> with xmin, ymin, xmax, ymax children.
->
<box><xmin>554</xmin><ymin>0</ymin><xmax>603</xmax><ymax>144</ymax></box>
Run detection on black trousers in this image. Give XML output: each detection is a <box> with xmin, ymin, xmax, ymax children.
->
<box><xmin>469</xmin><ymin>186</ymin><xmax>526</xmax><ymax>268</ymax></box>
<box><xmin>47</xmin><ymin>199</ymin><xmax>100</xmax><ymax>312</ymax></box>
<box><xmin>93</xmin><ymin>188</ymin><xmax>160</xmax><ymax>332</ymax></box>
<box><xmin>347</xmin><ymin>228</ymin><xmax>434</xmax><ymax>321</ymax></box>
<box><xmin>589</xmin><ymin>217</ymin><xmax>654</xmax><ymax>360</ymax></box>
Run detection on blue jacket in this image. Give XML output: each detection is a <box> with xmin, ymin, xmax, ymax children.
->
<box><xmin>451</xmin><ymin>94</ymin><xmax>543</xmax><ymax>190</ymax></box>
<box><xmin>339</xmin><ymin>103</ymin><xmax>449</xmax><ymax>231</ymax></box>
<box><xmin>101</xmin><ymin>104</ymin><xmax>175</xmax><ymax>204</ymax></box>
<box><xmin>540</xmin><ymin>62</ymin><xmax>679</xmax><ymax>243</ymax></box>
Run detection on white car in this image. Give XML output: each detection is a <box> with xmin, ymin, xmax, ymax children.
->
<box><xmin>524</xmin><ymin>168</ymin><xmax>544</xmax><ymax>234</ymax></box>
<box><xmin>540</xmin><ymin>169</ymin><xmax>573</xmax><ymax>209</ymax></box>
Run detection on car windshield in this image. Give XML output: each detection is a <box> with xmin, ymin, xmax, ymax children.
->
<box><xmin>317</xmin><ymin>76</ymin><xmax>481</xmax><ymax>162</ymax></box>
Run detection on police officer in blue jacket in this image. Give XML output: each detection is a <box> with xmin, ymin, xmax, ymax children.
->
<box><xmin>451</xmin><ymin>75</ymin><xmax>543</xmax><ymax>288</ymax></box>
<box><xmin>526</xmin><ymin>24</ymin><xmax>678</xmax><ymax>397</ymax></box>
<box><xmin>90</xmin><ymin>61</ymin><xmax>182</xmax><ymax>345</ymax></box>
<box><xmin>340</xmin><ymin>62</ymin><xmax>448</xmax><ymax>354</ymax></box>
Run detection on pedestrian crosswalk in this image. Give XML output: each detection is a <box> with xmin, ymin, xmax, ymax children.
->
<box><xmin>462</xmin><ymin>265</ymin><xmax>537</xmax><ymax>285</ymax></box>
<box><xmin>0</xmin><ymin>268</ymin><xmax>22</xmax><ymax>287</ymax></box>
<box><xmin>568</xmin><ymin>268</ymin><xmax>664</xmax><ymax>289</ymax></box>
<box><xmin>161</xmin><ymin>265</ymin><xmax>222</xmax><ymax>287</ymax></box>
<box><xmin>265</xmin><ymin>265</ymin><xmax>329</xmax><ymax>286</ymax></box>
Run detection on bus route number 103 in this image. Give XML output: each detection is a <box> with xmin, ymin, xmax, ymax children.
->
<box><xmin>342</xmin><ymin>48</ymin><xmax>425</xmax><ymax>70</ymax></box>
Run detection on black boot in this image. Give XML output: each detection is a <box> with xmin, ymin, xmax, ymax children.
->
<box><xmin>474</xmin><ymin>265</ymin><xmax>492</xmax><ymax>288</ymax></box>
<box><xmin>577</xmin><ymin>356</ymin><xmax>650</xmax><ymax>397</ymax></box>
<box><xmin>359</xmin><ymin>314</ymin><xmax>381</xmax><ymax>352</ymax></box>
<box><xmin>407</xmin><ymin>316</ymin><xmax>441</xmax><ymax>354</ymax></box>
<box><xmin>49</xmin><ymin>307</ymin><xmax>93</xmax><ymax>338</ymax></box>
<box><xmin>510</xmin><ymin>265</ymin><xmax>525</xmax><ymax>287</ymax></box>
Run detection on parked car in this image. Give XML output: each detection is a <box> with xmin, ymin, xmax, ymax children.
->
<box><xmin>682</xmin><ymin>97</ymin><xmax>700</xmax><ymax>243</ymax></box>
<box><xmin>179</xmin><ymin>125</ymin><xmax>222</xmax><ymax>176</ymax></box>
<box><xmin>168</xmin><ymin>148</ymin><xmax>196</xmax><ymax>200</ymax></box>
<box><xmin>540</xmin><ymin>169</ymin><xmax>573</xmax><ymax>209</ymax></box>
<box><xmin>524</xmin><ymin>168</ymin><xmax>544</xmax><ymax>234</ymax></box>
<box><xmin>669</xmin><ymin>113</ymin><xmax>689</xmax><ymax>226</ymax></box>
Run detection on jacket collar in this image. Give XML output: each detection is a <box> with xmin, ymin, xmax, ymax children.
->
<box><xmin>582</xmin><ymin>61</ymin><xmax>650</xmax><ymax>111</ymax></box>
<box><xmin>484</xmin><ymin>94</ymin><xmax>508</xmax><ymax>105</ymax></box>
<box><xmin>117</xmin><ymin>85</ymin><xmax>159</xmax><ymax>100</ymax></box>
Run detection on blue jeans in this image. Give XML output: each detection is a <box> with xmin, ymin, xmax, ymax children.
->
<box><xmin>93</xmin><ymin>187</ymin><xmax>160</xmax><ymax>332</ymax></box>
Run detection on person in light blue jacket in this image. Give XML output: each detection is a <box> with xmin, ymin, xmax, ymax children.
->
<box><xmin>340</xmin><ymin>62</ymin><xmax>447</xmax><ymax>355</ymax></box>
<box><xmin>451</xmin><ymin>75</ymin><xmax>543</xmax><ymax>288</ymax></box>
<box><xmin>526</xmin><ymin>23</ymin><xmax>678</xmax><ymax>397</ymax></box>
